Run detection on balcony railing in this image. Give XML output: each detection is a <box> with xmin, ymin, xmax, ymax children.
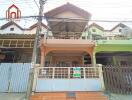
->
<box><xmin>0</xmin><ymin>39</ymin><xmax>34</xmax><ymax>48</ymax></box>
<box><xmin>45</xmin><ymin>64</ymin><xmax>98</xmax><ymax>67</ymax></box>
<box><xmin>47</xmin><ymin>35</ymin><xmax>82</xmax><ymax>39</ymax></box>
<box><xmin>37</xmin><ymin>67</ymin><xmax>102</xmax><ymax>79</ymax></box>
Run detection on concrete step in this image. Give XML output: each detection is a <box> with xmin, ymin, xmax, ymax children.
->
<box><xmin>30</xmin><ymin>92</ymin><xmax>108</xmax><ymax>100</ymax></box>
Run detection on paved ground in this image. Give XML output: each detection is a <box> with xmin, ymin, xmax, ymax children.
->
<box><xmin>0</xmin><ymin>93</ymin><xmax>132</xmax><ymax>100</ymax></box>
<box><xmin>110</xmin><ymin>93</ymin><xmax>132</xmax><ymax>100</ymax></box>
<box><xmin>0</xmin><ymin>93</ymin><xmax>26</xmax><ymax>100</ymax></box>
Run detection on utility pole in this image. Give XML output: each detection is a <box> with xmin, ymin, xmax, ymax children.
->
<box><xmin>26</xmin><ymin>0</ymin><xmax>47</xmax><ymax>99</ymax></box>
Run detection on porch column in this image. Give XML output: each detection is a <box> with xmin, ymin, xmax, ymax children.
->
<box><xmin>82</xmin><ymin>55</ymin><xmax>85</xmax><ymax>64</ymax></box>
<box><xmin>91</xmin><ymin>52</ymin><xmax>96</xmax><ymax>67</ymax></box>
<box><xmin>40</xmin><ymin>47</ymin><xmax>46</xmax><ymax>67</ymax></box>
<box><xmin>113</xmin><ymin>56</ymin><xmax>117</xmax><ymax>65</ymax></box>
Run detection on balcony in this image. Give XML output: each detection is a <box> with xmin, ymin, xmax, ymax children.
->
<box><xmin>42</xmin><ymin>33</ymin><xmax>95</xmax><ymax>47</ymax></box>
<box><xmin>0</xmin><ymin>34</ymin><xmax>34</xmax><ymax>48</ymax></box>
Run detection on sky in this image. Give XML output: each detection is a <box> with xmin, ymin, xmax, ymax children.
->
<box><xmin>1</xmin><ymin>0</ymin><xmax>132</xmax><ymax>29</ymax></box>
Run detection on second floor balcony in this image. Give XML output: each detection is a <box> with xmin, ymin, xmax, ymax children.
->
<box><xmin>42</xmin><ymin>32</ymin><xmax>95</xmax><ymax>47</ymax></box>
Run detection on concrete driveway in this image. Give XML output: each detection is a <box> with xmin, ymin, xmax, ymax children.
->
<box><xmin>0</xmin><ymin>93</ymin><xmax>26</xmax><ymax>100</ymax></box>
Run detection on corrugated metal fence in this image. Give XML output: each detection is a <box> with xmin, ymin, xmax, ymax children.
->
<box><xmin>0</xmin><ymin>63</ymin><xmax>31</xmax><ymax>93</ymax></box>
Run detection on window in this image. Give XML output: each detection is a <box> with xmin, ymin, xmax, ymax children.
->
<box><xmin>10</xmin><ymin>28</ymin><xmax>14</xmax><ymax>31</ymax></box>
<box><xmin>92</xmin><ymin>29</ymin><xmax>96</xmax><ymax>32</ymax></box>
<box><xmin>82</xmin><ymin>36</ymin><xmax>85</xmax><ymax>39</ymax></box>
<box><xmin>119</xmin><ymin>29</ymin><xmax>122</xmax><ymax>32</ymax></box>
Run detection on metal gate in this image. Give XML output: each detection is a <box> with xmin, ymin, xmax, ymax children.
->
<box><xmin>35</xmin><ymin>67</ymin><xmax>104</xmax><ymax>92</ymax></box>
<box><xmin>0</xmin><ymin>63</ymin><xmax>31</xmax><ymax>92</ymax></box>
<box><xmin>103</xmin><ymin>66</ymin><xmax>132</xmax><ymax>94</ymax></box>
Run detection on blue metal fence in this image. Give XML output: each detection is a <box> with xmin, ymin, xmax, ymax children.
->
<box><xmin>0</xmin><ymin>63</ymin><xmax>10</xmax><ymax>92</ymax></box>
<box><xmin>0</xmin><ymin>63</ymin><xmax>31</xmax><ymax>93</ymax></box>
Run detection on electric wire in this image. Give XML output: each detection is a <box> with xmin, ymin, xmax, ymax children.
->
<box><xmin>33</xmin><ymin>0</ymin><xmax>39</xmax><ymax>9</ymax></box>
<box><xmin>1</xmin><ymin>16</ymin><xmax>132</xmax><ymax>23</ymax></box>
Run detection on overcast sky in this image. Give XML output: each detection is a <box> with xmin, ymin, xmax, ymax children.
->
<box><xmin>1</xmin><ymin>0</ymin><xmax>132</xmax><ymax>29</ymax></box>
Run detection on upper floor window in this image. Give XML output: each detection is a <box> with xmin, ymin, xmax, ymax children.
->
<box><xmin>119</xmin><ymin>29</ymin><xmax>122</xmax><ymax>32</ymax></box>
<box><xmin>92</xmin><ymin>29</ymin><xmax>96</xmax><ymax>32</ymax></box>
<box><xmin>10</xmin><ymin>28</ymin><xmax>14</xmax><ymax>31</ymax></box>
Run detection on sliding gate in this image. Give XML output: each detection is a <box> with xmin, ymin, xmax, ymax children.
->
<box><xmin>0</xmin><ymin>63</ymin><xmax>31</xmax><ymax>92</ymax></box>
<box><xmin>103</xmin><ymin>66</ymin><xmax>132</xmax><ymax>94</ymax></box>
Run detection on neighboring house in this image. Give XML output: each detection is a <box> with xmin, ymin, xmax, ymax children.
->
<box><xmin>110</xmin><ymin>23</ymin><xmax>129</xmax><ymax>33</ymax></box>
<box><xmin>0</xmin><ymin>21</ymin><xmax>47</xmax><ymax>34</ymax></box>
<box><xmin>88</xmin><ymin>23</ymin><xmax>104</xmax><ymax>35</ymax></box>
<box><xmin>89</xmin><ymin>23</ymin><xmax>104</xmax><ymax>40</ymax></box>
<box><xmin>0</xmin><ymin>21</ymin><xmax>24</xmax><ymax>34</ymax></box>
<box><xmin>86</xmin><ymin>23</ymin><xmax>132</xmax><ymax>40</ymax></box>
<box><xmin>104</xmin><ymin>23</ymin><xmax>132</xmax><ymax>40</ymax></box>
<box><xmin>0</xmin><ymin>21</ymin><xmax>47</xmax><ymax>63</ymax></box>
<box><xmin>108</xmin><ymin>23</ymin><xmax>132</xmax><ymax>37</ymax></box>
<box><xmin>82</xmin><ymin>23</ymin><xmax>104</xmax><ymax>40</ymax></box>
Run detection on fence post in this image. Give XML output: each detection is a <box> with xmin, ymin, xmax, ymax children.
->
<box><xmin>83</xmin><ymin>67</ymin><xmax>86</xmax><ymax>79</ymax></box>
<box><xmin>8</xmin><ymin>65</ymin><xmax>12</xmax><ymax>93</ymax></box>
<box><xmin>53</xmin><ymin>67</ymin><xmax>55</xmax><ymax>79</ymax></box>
<box><xmin>32</xmin><ymin>64</ymin><xmax>40</xmax><ymax>94</ymax></box>
<box><xmin>99</xmin><ymin>65</ymin><xmax>105</xmax><ymax>91</ymax></box>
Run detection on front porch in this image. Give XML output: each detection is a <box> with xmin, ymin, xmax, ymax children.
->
<box><xmin>40</xmin><ymin>47</ymin><xmax>96</xmax><ymax>67</ymax></box>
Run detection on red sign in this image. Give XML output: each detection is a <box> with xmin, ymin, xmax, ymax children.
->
<box><xmin>6</xmin><ymin>4</ymin><xmax>21</xmax><ymax>21</ymax></box>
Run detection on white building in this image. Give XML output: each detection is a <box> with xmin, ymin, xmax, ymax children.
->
<box><xmin>0</xmin><ymin>21</ymin><xmax>47</xmax><ymax>34</ymax></box>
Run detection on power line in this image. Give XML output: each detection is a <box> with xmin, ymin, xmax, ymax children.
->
<box><xmin>10</xmin><ymin>0</ymin><xmax>15</xmax><ymax>4</ymax></box>
<box><xmin>40</xmin><ymin>17</ymin><xmax>132</xmax><ymax>22</ymax></box>
<box><xmin>1</xmin><ymin>16</ymin><xmax>132</xmax><ymax>23</ymax></box>
<box><xmin>33</xmin><ymin>0</ymin><xmax>39</xmax><ymax>9</ymax></box>
<box><xmin>0</xmin><ymin>16</ymin><xmax>38</xmax><ymax>20</ymax></box>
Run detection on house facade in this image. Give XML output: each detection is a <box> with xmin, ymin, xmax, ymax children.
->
<box><xmin>32</xmin><ymin>3</ymin><xmax>132</xmax><ymax>100</ymax></box>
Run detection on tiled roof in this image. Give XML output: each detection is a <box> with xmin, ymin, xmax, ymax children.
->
<box><xmin>110</xmin><ymin>23</ymin><xmax>128</xmax><ymax>31</ymax></box>
<box><xmin>0</xmin><ymin>21</ymin><xmax>24</xmax><ymax>30</ymax></box>
<box><xmin>45</xmin><ymin>3</ymin><xmax>91</xmax><ymax>19</ymax></box>
<box><xmin>89</xmin><ymin>23</ymin><xmax>104</xmax><ymax>31</ymax></box>
<box><xmin>29</xmin><ymin>23</ymin><xmax>47</xmax><ymax>30</ymax></box>
<box><xmin>0</xmin><ymin>21</ymin><xmax>47</xmax><ymax>30</ymax></box>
